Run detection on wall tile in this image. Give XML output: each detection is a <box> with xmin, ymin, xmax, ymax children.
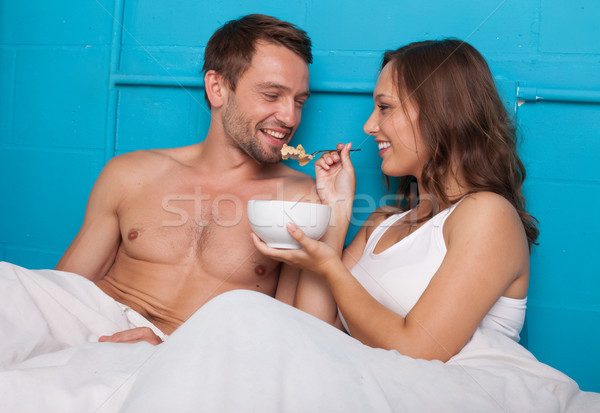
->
<box><xmin>0</xmin><ymin>148</ymin><xmax>104</xmax><ymax>251</ymax></box>
<box><xmin>306</xmin><ymin>0</ymin><xmax>538</xmax><ymax>53</ymax></box>
<box><xmin>526</xmin><ymin>304</ymin><xmax>600</xmax><ymax>392</ymax></box>
<box><xmin>4</xmin><ymin>246</ymin><xmax>62</xmax><ymax>270</ymax></box>
<box><xmin>518</xmin><ymin>101</ymin><xmax>600</xmax><ymax>181</ymax></box>
<box><xmin>489</xmin><ymin>57</ymin><xmax>600</xmax><ymax>91</ymax></box>
<box><xmin>13</xmin><ymin>47</ymin><xmax>110</xmax><ymax>149</ymax></box>
<box><xmin>0</xmin><ymin>48</ymin><xmax>15</xmax><ymax>143</ymax></box>
<box><xmin>525</xmin><ymin>180</ymin><xmax>600</xmax><ymax>310</ymax></box>
<box><xmin>540</xmin><ymin>0</ymin><xmax>600</xmax><ymax>54</ymax></box>
<box><xmin>0</xmin><ymin>0</ymin><xmax>114</xmax><ymax>45</ymax></box>
<box><xmin>121</xmin><ymin>0</ymin><xmax>307</xmax><ymax>46</ymax></box>
<box><xmin>115</xmin><ymin>86</ymin><xmax>209</xmax><ymax>152</ymax></box>
<box><xmin>118</xmin><ymin>46</ymin><xmax>204</xmax><ymax>76</ymax></box>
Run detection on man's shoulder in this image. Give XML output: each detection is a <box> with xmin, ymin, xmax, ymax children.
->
<box><xmin>105</xmin><ymin>148</ymin><xmax>181</xmax><ymax>173</ymax></box>
<box><xmin>268</xmin><ymin>163</ymin><xmax>314</xmax><ymax>185</ymax></box>
<box><xmin>94</xmin><ymin>149</ymin><xmax>183</xmax><ymax>195</ymax></box>
<box><xmin>270</xmin><ymin>163</ymin><xmax>318</xmax><ymax>201</ymax></box>
<box><xmin>111</xmin><ymin>147</ymin><xmax>176</xmax><ymax>163</ymax></box>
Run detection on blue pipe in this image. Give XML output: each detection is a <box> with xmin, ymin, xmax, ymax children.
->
<box><xmin>111</xmin><ymin>75</ymin><xmax>374</xmax><ymax>94</ymax></box>
<box><xmin>112</xmin><ymin>74</ymin><xmax>204</xmax><ymax>88</ymax></box>
<box><xmin>104</xmin><ymin>0</ymin><xmax>125</xmax><ymax>163</ymax></box>
<box><xmin>517</xmin><ymin>85</ymin><xmax>600</xmax><ymax>104</ymax></box>
<box><xmin>112</xmin><ymin>77</ymin><xmax>600</xmax><ymax>104</ymax></box>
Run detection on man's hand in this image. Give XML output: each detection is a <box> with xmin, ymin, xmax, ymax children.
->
<box><xmin>99</xmin><ymin>327</ymin><xmax>162</xmax><ymax>345</ymax></box>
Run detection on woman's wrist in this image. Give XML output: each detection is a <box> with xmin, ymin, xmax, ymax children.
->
<box><xmin>321</xmin><ymin>207</ymin><xmax>352</xmax><ymax>254</ymax></box>
<box><xmin>323</xmin><ymin>258</ymin><xmax>350</xmax><ymax>286</ymax></box>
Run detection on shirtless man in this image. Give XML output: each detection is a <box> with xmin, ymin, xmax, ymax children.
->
<box><xmin>55</xmin><ymin>14</ymin><xmax>316</xmax><ymax>344</ymax></box>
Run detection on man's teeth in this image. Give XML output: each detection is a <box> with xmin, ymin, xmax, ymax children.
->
<box><xmin>263</xmin><ymin>129</ymin><xmax>286</xmax><ymax>139</ymax></box>
<box><xmin>378</xmin><ymin>142</ymin><xmax>391</xmax><ymax>150</ymax></box>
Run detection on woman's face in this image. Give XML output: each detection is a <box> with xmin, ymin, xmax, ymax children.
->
<box><xmin>363</xmin><ymin>63</ymin><xmax>428</xmax><ymax>178</ymax></box>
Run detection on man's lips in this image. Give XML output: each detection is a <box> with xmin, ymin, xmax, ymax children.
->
<box><xmin>261</xmin><ymin>128</ymin><xmax>287</xmax><ymax>139</ymax></box>
<box><xmin>260</xmin><ymin>127</ymin><xmax>292</xmax><ymax>146</ymax></box>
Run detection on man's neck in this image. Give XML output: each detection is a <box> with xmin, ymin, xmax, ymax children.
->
<box><xmin>193</xmin><ymin>129</ymin><xmax>273</xmax><ymax>179</ymax></box>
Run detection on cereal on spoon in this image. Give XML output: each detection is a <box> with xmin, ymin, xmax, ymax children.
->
<box><xmin>281</xmin><ymin>144</ymin><xmax>314</xmax><ymax>166</ymax></box>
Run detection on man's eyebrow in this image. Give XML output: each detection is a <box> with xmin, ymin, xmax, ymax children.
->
<box><xmin>257</xmin><ymin>82</ymin><xmax>311</xmax><ymax>98</ymax></box>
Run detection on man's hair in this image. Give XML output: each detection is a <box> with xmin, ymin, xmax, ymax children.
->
<box><xmin>383</xmin><ymin>39</ymin><xmax>538</xmax><ymax>248</ymax></box>
<box><xmin>202</xmin><ymin>14</ymin><xmax>312</xmax><ymax>108</ymax></box>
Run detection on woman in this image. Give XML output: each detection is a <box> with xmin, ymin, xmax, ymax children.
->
<box><xmin>112</xmin><ymin>40</ymin><xmax>598</xmax><ymax>412</ymax></box>
<box><xmin>254</xmin><ymin>38</ymin><xmax>537</xmax><ymax>362</ymax></box>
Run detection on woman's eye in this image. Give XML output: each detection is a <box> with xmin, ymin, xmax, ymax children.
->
<box><xmin>378</xmin><ymin>104</ymin><xmax>389</xmax><ymax>111</ymax></box>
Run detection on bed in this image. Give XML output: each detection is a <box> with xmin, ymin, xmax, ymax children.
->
<box><xmin>1</xmin><ymin>262</ymin><xmax>599</xmax><ymax>412</ymax></box>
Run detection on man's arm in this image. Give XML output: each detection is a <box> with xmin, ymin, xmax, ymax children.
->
<box><xmin>55</xmin><ymin>156</ymin><xmax>126</xmax><ymax>281</ymax></box>
<box><xmin>57</xmin><ymin>154</ymin><xmax>164</xmax><ymax>346</ymax></box>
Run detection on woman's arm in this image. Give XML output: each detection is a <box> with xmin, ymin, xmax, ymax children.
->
<box><xmin>255</xmin><ymin>192</ymin><xmax>530</xmax><ymax>361</ymax></box>
<box><xmin>276</xmin><ymin>144</ymin><xmax>356</xmax><ymax>325</ymax></box>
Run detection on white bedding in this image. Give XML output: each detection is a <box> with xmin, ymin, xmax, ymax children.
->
<box><xmin>1</xmin><ymin>262</ymin><xmax>599</xmax><ymax>412</ymax></box>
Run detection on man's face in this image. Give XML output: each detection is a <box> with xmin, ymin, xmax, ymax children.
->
<box><xmin>221</xmin><ymin>41</ymin><xmax>310</xmax><ymax>164</ymax></box>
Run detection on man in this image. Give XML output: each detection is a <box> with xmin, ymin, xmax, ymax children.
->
<box><xmin>52</xmin><ymin>14</ymin><xmax>316</xmax><ymax>344</ymax></box>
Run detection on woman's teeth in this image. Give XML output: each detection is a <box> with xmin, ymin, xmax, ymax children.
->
<box><xmin>378</xmin><ymin>142</ymin><xmax>391</xmax><ymax>150</ymax></box>
<box><xmin>263</xmin><ymin>129</ymin><xmax>286</xmax><ymax>139</ymax></box>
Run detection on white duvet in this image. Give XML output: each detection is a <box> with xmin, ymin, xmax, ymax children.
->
<box><xmin>1</xmin><ymin>262</ymin><xmax>599</xmax><ymax>412</ymax></box>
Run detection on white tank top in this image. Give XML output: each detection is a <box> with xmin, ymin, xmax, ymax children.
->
<box><xmin>341</xmin><ymin>203</ymin><xmax>527</xmax><ymax>343</ymax></box>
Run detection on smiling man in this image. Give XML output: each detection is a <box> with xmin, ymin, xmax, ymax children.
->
<box><xmin>51</xmin><ymin>14</ymin><xmax>317</xmax><ymax>344</ymax></box>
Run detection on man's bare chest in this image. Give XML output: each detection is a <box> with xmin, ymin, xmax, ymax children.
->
<box><xmin>115</xmin><ymin>177</ymin><xmax>286</xmax><ymax>274</ymax></box>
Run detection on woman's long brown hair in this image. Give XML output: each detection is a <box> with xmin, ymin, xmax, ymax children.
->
<box><xmin>382</xmin><ymin>39</ymin><xmax>539</xmax><ymax>248</ymax></box>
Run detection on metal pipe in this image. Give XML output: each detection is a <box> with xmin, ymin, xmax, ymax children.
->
<box><xmin>112</xmin><ymin>74</ymin><xmax>204</xmax><ymax>88</ymax></box>
<box><xmin>517</xmin><ymin>85</ymin><xmax>600</xmax><ymax>104</ymax></box>
<box><xmin>104</xmin><ymin>0</ymin><xmax>125</xmax><ymax>163</ymax></box>
<box><xmin>111</xmin><ymin>75</ymin><xmax>374</xmax><ymax>94</ymax></box>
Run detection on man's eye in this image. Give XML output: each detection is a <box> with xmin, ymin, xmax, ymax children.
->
<box><xmin>295</xmin><ymin>100</ymin><xmax>306</xmax><ymax>107</ymax></box>
<box><xmin>264</xmin><ymin>93</ymin><xmax>278</xmax><ymax>100</ymax></box>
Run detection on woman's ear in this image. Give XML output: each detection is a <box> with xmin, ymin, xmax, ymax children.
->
<box><xmin>204</xmin><ymin>70</ymin><xmax>227</xmax><ymax>108</ymax></box>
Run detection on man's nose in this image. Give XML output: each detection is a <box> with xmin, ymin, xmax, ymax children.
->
<box><xmin>275</xmin><ymin>99</ymin><xmax>297</xmax><ymax>127</ymax></box>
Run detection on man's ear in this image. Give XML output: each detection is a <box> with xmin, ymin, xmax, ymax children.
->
<box><xmin>204</xmin><ymin>70</ymin><xmax>227</xmax><ymax>108</ymax></box>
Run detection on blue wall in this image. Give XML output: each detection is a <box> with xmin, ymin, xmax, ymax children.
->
<box><xmin>1</xmin><ymin>0</ymin><xmax>599</xmax><ymax>392</ymax></box>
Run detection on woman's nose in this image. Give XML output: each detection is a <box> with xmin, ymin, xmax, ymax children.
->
<box><xmin>363</xmin><ymin>111</ymin><xmax>378</xmax><ymax>135</ymax></box>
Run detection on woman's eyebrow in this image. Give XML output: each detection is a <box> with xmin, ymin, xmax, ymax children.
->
<box><xmin>374</xmin><ymin>93</ymin><xmax>393</xmax><ymax>100</ymax></box>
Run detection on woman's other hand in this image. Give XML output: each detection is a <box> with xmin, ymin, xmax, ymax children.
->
<box><xmin>251</xmin><ymin>223</ymin><xmax>342</xmax><ymax>278</ymax></box>
<box><xmin>315</xmin><ymin>143</ymin><xmax>356</xmax><ymax>208</ymax></box>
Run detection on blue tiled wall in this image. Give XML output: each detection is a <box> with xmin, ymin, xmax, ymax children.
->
<box><xmin>1</xmin><ymin>0</ymin><xmax>599</xmax><ymax>392</ymax></box>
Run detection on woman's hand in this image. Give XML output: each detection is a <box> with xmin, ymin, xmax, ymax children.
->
<box><xmin>251</xmin><ymin>223</ymin><xmax>341</xmax><ymax>278</ymax></box>
<box><xmin>315</xmin><ymin>143</ymin><xmax>356</xmax><ymax>207</ymax></box>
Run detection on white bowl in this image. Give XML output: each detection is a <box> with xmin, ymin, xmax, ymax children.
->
<box><xmin>247</xmin><ymin>200</ymin><xmax>331</xmax><ymax>249</ymax></box>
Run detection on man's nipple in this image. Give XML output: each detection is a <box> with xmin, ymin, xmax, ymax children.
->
<box><xmin>254</xmin><ymin>264</ymin><xmax>266</xmax><ymax>276</ymax></box>
<box><xmin>128</xmin><ymin>230</ymin><xmax>139</xmax><ymax>241</ymax></box>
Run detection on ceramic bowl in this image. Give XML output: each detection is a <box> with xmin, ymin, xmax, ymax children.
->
<box><xmin>247</xmin><ymin>200</ymin><xmax>331</xmax><ymax>249</ymax></box>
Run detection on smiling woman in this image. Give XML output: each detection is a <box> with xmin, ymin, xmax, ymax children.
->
<box><xmin>248</xmin><ymin>38</ymin><xmax>599</xmax><ymax>411</ymax></box>
<box><xmin>364</xmin><ymin>63</ymin><xmax>423</xmax><ymax>179</ymax></box>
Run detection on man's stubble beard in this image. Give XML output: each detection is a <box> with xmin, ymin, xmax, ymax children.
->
<box><xmin>222</xmin><ymin>93</ymin><xmax>283</xmax><ymax>165</ymax></box>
